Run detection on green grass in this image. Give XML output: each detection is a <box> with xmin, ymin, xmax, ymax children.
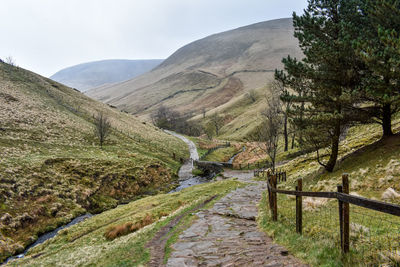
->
<box><xmin>259</xmin><ymin>191</ymin><xmax>400</xmax><ymax>266</ymax></box>
<box><xmin>6</xmin><ymin>179</ymin><xmax>243</xmax><ymax>266</ymax></box>
<box><xmin>202</xmin><ymin>146</ymin><xmax>239</xmax><ymax>162</ymax></box>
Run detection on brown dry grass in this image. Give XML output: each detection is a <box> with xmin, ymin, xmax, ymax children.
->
<box><xmin>104</xmin><ymin>214</ymin><xmax>154</xmax><ymax>240</ymax></box>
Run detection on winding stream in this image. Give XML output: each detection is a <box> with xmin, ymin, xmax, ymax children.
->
<box><xmin>227</xmin><ymin>146</ymin><xmax>246</xmax><ymax>164</ymax></box>
<box><xmin>164</xmin><ymin>130</ymin><xmax>214</xmax><ymax>193</ymax></box>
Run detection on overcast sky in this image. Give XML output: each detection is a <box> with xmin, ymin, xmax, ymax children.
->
<box><xmin>1</xmin><ymin>0</ymin><xmax>307</xmax><ymax>77</ymax></box>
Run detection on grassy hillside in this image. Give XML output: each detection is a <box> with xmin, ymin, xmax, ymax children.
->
<box><xmin>87</xmin><ymin>18</ymin><xmax>302</xmax><ymax>139</ymax></box>
<box><xmin>0</xmin><ymin>62</ymin><xmax>188</xmax><ymax>262</ymax></box>
<box><xmin>258</xmin><ymin>119</ymin><xmax>400</xmax><ymax>266</ymax></box>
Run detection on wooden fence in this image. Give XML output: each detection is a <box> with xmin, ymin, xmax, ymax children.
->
<box><xmin>256</xmin><ymin>170</ymin><xmax>400</xmax><ymax>258</ymax></box>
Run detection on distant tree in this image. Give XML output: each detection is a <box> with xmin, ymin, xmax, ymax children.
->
<box><xmin>271</xmin><ymin>80</ymin><xmax>292</xmax><ymax>152</ymax></box>
<box><xmin>152</xmin><ymin>106</ymin><xmax>203</xmax><ymax>136</ymax></box>
<box><xmin>209</xmin><ymin>113</ymin><xmax>224</xmax><ymax>136</ymax></box>
<box><xmin>94</xmin><ymin>111</ymin><xmax>111</xmax><ymax>148</ymax></box>
<box><xmin>204</xmin><ymin>123</ymin><xmax>215</xmax><ymax>140</ymax></box>
<box><xmin>202</xmin><ymin>107</ymin><xmax>206</xmax><ymax>118</ymax></box>
<box><xmin>246</xmin><ymin>89</ymin><xmax>257</xmax><ymax>103</ymax></box>
<box><xmin>255</xmin><ymin>92</ymin><xmax>283</xmax><ymax>172</ymax></box>
<box><xmin>5</xmin><ymin>56</ymin><xmax>16</xmax><ymax>66</ymax></box>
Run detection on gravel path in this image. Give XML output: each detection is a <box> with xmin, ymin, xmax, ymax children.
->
<box><xmin>165</xmin><ymin>170</ymin><xmax>308</xmax><ymax>267</ymax></box>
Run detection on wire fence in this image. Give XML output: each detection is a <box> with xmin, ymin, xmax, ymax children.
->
<box><xmin>256</xmin><ymin>170</ymin><xmax>400</xmax><ymax>265</ymax></box>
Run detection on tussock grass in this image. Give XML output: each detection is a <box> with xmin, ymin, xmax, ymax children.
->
<box><xmin>104</xmin><ymin>214</ymin><xmax>154</xmax><ymax>240</ymax></box>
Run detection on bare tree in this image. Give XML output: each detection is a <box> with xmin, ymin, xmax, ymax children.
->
<box><xmin>94</xmin><ymin>112</ymin><xmax>111</xmax><ymax>148</ymax></box>
<box><xmin>246</xmin><ymin>89</ymin><xmax>257</xmax><ymax>103</ymax></box>
<box><xmin>271</xmin><ymin>80</ymin><xmax>293</xmax><ymax>152</ymax></box>
<box><xmin>255</xmin><ymin>93</ymin><xmax>283</xmax><ymax>172</ymax></box>
<box><xmin>204</xmin><ymin>122</ymin><xmax>215</xmax><ymax>140</ymax></box>
<box><xmin>209</xmin><ymin>113</ymin><xmax>224</xmax><ymax>136</ymax></box>
<box><xmin>5</xmin><ymin>56</ymin><xmax>16</xmax><ymax>66</ymax></box>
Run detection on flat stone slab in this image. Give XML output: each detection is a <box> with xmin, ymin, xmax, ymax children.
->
<box><xmin>166</xmin><ymin>170</ymin><xmax>308</xmax><ymax>267</ymax></box>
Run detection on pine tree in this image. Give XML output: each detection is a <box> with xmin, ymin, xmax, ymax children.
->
<box><xmin>276</xmin><ymin>0</ymin><xmax>366</xmax><ymax>172</ymax></box>
<box><xmin>355</xmin><ymin>0</ymin><xmax>400</xmax><ymax>137</ymax></box>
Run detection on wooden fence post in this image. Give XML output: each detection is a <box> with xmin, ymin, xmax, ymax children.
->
<box><xmin>337</xmin><ymin>184</ymin><xmax>344</xmax><ymax>252</ymax></box>
<box><xmin>272</xmin><ymin>174</ymin><xmax>278</xmax><ymax>221</ymax></box>
<box><xmin>342</xmin><ymin>174</ymin><xmax>350</xmax><ymax>254</ymax></box>
<box><xmin>296</xmin><ymin>178</ymin><xmax>303</xmax><ymax>234</ymax></box>
<box><xmin>267</xmin><ymin>174</ymin><xmax>274</xmax><ymax>218</ymax></box>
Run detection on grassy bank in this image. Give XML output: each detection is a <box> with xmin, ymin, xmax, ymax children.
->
<box><xmin>6</xmin><ymin>179</ymin><xmax>243</xmax><ymax>266</ymax></box>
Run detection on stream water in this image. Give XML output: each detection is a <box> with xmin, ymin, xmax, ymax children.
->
<box><xmin>227</xmin><ymin>146</ymin><xmax>246</xmax><ymax>164</ymax></box>
<box><xmin>164</xmin><ymin>130</ymin><xmax>215</xmax><ymax>193</ymax></box>
<box><xmin>3</xmin><ymin>131</ymin><xmax>208</xmax><ymax>265</ymax></box>
<box><xmin>3</xmin><ymin>214</ymin><xmax>93</xmax><ymax>264</ymax></box>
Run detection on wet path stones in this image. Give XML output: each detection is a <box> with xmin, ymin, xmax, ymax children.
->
<box><xmin>166</xmin><ymin>170</ymin><xmax>308</xmax><ymax>267</ymax></box>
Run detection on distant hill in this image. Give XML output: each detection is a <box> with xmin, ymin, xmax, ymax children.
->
<box><xmin>86</xmin><ymin>18</ymin><xmax>303</xmax><ymax>139</ymax></box>
<box><xmin>0</xmin><ymin>62</ymin><xmax>186</xmax><ymax>262</ymax></box>
<box><xmin>50</xmin><ymin>59</ymin><xmax>163</xmax><ymax>91</ymax></box>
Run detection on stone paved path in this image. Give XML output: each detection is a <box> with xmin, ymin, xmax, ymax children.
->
<box><xmin>166</xmin><ymin>170</ymin><xmax>308</xmax><ymax>267</ymax></box>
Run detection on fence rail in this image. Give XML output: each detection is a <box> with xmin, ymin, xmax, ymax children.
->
<box><xmin>258</xmin><ymin>170</ymin><xmax>400</xmax><ymax>263</ymax></box>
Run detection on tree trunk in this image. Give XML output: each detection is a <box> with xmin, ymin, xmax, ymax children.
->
<box><xmin>325</xmin><ymin>123</ymin><xmax>341</xmax><ymax>172</ymax></box>
<box><xmin>382</xmin><ymin>103</ymin><xmax>393</xmax><ymax>137</ymax></box>
<box><xmin>291</xmin><ymin>133</ymin><xmax>295</xmax><ymax>149</ymax></box>
<box><xmin>284</xmin><ymin>114</ymin><xmax>288</xmax><ymax>151</ymax></box>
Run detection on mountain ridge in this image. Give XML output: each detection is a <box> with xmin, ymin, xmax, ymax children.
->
<box><xmin>51</xmin><ymin>59</ymin><xmax>163</xmax><ymax>92</ymax></box>
<box><xmin>86</xmin><ymin>18</ymin><xmax>303</xmax><ymax>139</ymax></box>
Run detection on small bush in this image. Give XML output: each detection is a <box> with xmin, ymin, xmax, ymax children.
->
<box><xmin>104</xmin><ymin>214</ymin><xmax>154</xmax><ymax>240</ymax></box>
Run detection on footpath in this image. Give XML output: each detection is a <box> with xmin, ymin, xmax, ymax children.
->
<box><xmin>164</xmin><ymin>170</ymin><xmax>308</xmax><ymax>267</ymax></box>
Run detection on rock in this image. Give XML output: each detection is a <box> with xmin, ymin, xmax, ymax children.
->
<box><xmin>381</xmin><ymin>187</ymin><xmax>400</xmax><ymax>200</ymax></box>
<box><xmin>0</xmin><ymin>213</ymin><xmax>12</xmax><ymax>225</ymax></box>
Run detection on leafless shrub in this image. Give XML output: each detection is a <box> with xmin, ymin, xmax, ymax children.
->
<box><xmin>94</xmin><ymin>111</ymin><xmax>111</xmax><ymax>147</ymax></box>
<box><xmin>254</xmin><ymin>92</ymin><xmax>283</xmax><ymax>172</ymax></box>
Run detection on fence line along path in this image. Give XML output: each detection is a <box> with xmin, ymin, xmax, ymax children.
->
<box><xmin>258</xmin><ymin>169</ymin><xmax>400</xmax><ymax>264</ymax></box>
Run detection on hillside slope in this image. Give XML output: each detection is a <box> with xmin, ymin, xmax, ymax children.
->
<box><xmin>86</xmin><ymin>18</ymin><xmax>303</xmax><ymax>135</ymax></box>
<box><xmin>7</xmin><ymin>118</ymin><xmax>400</xmax><ymax>266</ymax></box>
<box><xmin>0</xmin><ymin>62</ymin><xmax>187</xmax><ymax>262</ymax></box>
<box><xmin>50</xmin><ymin>59</ymin><xmax>163</xmax><ymax>92</ymax></box>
